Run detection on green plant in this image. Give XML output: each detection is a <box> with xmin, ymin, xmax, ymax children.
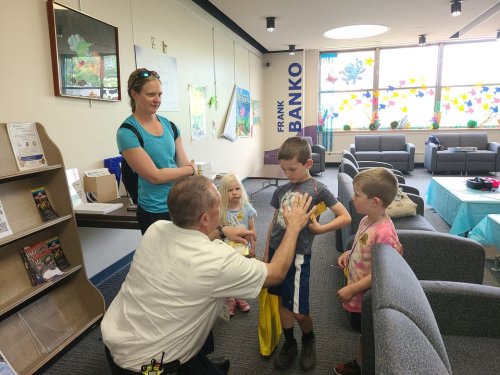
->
<box><xmin>390</xmin><ymin>121</ymin><xmax>399</xmax><ymax>129</ymax></box>
<box><xmin>431</xmin><ymin>122</ymin><xmax>440</xmax><ymax>129</ymax></box>
<box><xmin>369</xmin><ymin>122</ymin><xmax>379</xmax><ymax>131</ymax></box>
<box><xmin>467</xmin><ymin>119</ymin><xmax>478</xmax><ymax>128</ymax></box>
<box><xmin>343</xmin><ymin>124</ymin><xmax>351</xmax><ymax>131</ymax></box>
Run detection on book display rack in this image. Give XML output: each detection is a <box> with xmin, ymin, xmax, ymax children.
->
<box><xmin>0</xmin><ymin>123</ymin><xmax>105</xmax><ymax>374</ymax></box>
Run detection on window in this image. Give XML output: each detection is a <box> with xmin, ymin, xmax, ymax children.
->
<box><xmin>319</xmin><ymin>41</ymin><xmax>500</xmax><ymax>131</ymax></box>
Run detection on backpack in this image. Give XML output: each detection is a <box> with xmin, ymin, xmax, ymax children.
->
<box><xmin>425</xmin><ymin>135</ymin><xmax>442</xmax><ymax>150</ymax></box>
<box><xmin>119</xmin><ymin>121</ymin><xmax>179</xmax><ymax>205</ymax></box>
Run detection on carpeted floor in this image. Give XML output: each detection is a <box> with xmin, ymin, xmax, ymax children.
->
<box><xmin>41</xmin><ymin>166</ymin><xmax>500</xmax><ymax>374</ymax></box>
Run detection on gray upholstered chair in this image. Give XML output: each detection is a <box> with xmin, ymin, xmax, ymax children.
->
<box><xmin>340</xmin><ymin>157</ymin><xmax>406</xmax><ymax>185</ymax></box>
<box><xmin>361</xmin><ymin>244</ymin><xmax>499</xmax><ymax>375</ymax></box>
<box><xmin>300</xmin><ymin>136</ymin><xmax>325</xmax><ymax>175</ymax></box>
<box><xmin>350</xmin><ymin>134</ymin><xmax>415</xmax><ymax>173</ymax></box>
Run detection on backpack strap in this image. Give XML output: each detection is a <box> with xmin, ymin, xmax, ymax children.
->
<box><xmin>119</xmin><ymin>120</ymin><xmax>178</xmax><ymax>146</ymax></box>
<box><xmin>119</xmin><ymin>123</ymin><xmax>144</xmax><ymax>148</ymax></box>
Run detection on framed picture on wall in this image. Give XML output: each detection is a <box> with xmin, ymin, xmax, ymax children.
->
<box><xmin>46</xmin><ymin>0</ymin><xmax>121</xmax><ymax>101</ymax></box>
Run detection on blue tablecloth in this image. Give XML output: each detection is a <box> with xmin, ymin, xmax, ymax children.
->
<box><xmin>426</xmin><ymin>177</ymin><xmax>500</xmax><ymax>235</ymax></box>
<box><xmin>468</xmin><ymin>214</ymin><xmax>500</xmax><ymax>247</ymax></box>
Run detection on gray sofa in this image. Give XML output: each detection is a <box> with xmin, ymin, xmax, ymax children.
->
<box><xmin>424</xmin><ymin>132</ymin><xmax>500</xmax><ymax>174</ymax></box>
<box><xmin>336</xmin><ymin>172</ymin><xmax>434</xmax><ymax>251</ymax></box>
<box><xmin>350</xmin><ymin>134</ymin><xmax>415</xmax><ymax>173</ymax></box>
<box><xmin>362</xmin><ymin>245</ymin><xmax>499</xmax><ymax>375</ymax></box>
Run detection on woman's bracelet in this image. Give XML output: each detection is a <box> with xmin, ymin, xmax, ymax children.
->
<box><xmin>190</xmin><ymin>164</ymin><xmax>196</xmax><ymax>176</ymax></box>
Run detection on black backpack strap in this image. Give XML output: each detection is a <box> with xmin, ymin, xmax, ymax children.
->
<box><xmin>170</xmin><ymin>121</ymin><xmax>179</xmax><ymax>140</ymax></box>
<box><xmin>119</xmin><ymin>123</ymin><xmax>144</xmax><ymax>148</ymax></box>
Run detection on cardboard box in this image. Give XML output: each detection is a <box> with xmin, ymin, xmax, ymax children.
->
<box><xmin>83</xmin><ymin>174</ymin><xmax>119</xmax><ymax>203</ymax></box>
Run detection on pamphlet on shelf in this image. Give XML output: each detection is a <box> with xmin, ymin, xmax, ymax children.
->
<box><xmin>31</xmin><ymin>186</ymin><xmax>59</xmax><ymax>221</ymax></box>
<box><xmin>22</xmin><ymin>240</ymin><xmax>64</xmax><ymax>286</ymax></box>
<box><xmin>0</xmin><ymin>199</ymin><xmax>13</xmax><ymax>239</ymax></box>
<box><xmin>46</xmin><ymin>236</ymin><xmax>70</xmax><ymax>271</ymax></box>
<box><xmin>73</xmin><ymin>202</ymin><xmax>123</xmax><ymax>214</ymax></box>
<box><xmin>6</xmin><ymin>122</ymin><xmax>48</xmax><ymax>171</ymax></box>
<box><xmin>0</xmin><ymin>350</ymin><xmax>18</xmax><ymax>375</ymax></box>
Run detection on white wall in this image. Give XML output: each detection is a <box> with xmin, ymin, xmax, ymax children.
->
<box><xmin>0</xmin><ymin>0</ymin><xmax>265</xmax><ymax>277</ymax></box>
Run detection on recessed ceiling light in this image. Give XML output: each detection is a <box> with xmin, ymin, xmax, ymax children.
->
<box><xmin>323</xmin><ymin>25</ymin><xmax>390</xmax><ymax>39</ymax></box>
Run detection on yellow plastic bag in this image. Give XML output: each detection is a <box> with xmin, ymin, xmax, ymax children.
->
<box><xmin>258</xmin><ymin>288</ymin><xmax>282</xmax><ymax>356</ymax></box>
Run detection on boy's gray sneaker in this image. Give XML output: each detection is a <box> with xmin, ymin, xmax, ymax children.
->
<box><xmin>273</xmin><ymin>341</ymin><xmax>298</xmax><ymax>370</ymax></box>
<box><xmin>300</xmin><ymin>337</ymin><xmax>316</xmax><ymax>371</ymax></box>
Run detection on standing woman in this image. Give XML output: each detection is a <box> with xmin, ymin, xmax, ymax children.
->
<box><xmin>117</xmin><ymin>68</ymin><xmax>196</xmax><ymax>234</ymax></box>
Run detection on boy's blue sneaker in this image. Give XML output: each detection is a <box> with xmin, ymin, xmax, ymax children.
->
<box><xmin>273</xmin><ymin>341</ymin><xmax>298</xmax><ymax>370</ymax></box>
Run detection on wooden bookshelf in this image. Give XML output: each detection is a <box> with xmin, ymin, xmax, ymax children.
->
<box><xmin>0</xmin><ymin>122</ymin><xmax>105</xmax><ymax>375</ymax></box>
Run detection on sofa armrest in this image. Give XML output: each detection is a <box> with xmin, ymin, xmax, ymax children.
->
<box><xmin>406</xmin><ymin>193</ymin><xmax>424</xmax><ymax>215</ymax></box>
<box><xmin>487</xmin><ymin>141</ymin><xmax>500</xmax><ymax>171</ymax></box>
<box><xmin>424</xmin><ymin>143</ymin><xmax>438</xmax><ymax>171</ymax></box>
<box><xmin>406</xmin><ymin>143</ymin><xmax>415</xmax><ymax>171</ymax></box>
<box><xmin>421</xmin><ymin>281</ymin><xmax>500</xmax><ymax>338</ymax></box>
<box><xmin>311</xmin><ymin>144</ymin><xmax>326</xmax><ymax>172</ymax></box>
<box><xmin>350</xmin><ymin>144</ymin><xmax>356</xmax><ymax>155</ymax></box>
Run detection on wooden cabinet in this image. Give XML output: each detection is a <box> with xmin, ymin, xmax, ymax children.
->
<box><xmin>0</xmin><ymin>123</ymin><xmax>105</xmax><ymax>374</ymax></box>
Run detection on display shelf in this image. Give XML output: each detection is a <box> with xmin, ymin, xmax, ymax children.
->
<box><xmin>0</xmin><ymin>122</ymin><xmax>105</xmax><ymax>375</ymax></box>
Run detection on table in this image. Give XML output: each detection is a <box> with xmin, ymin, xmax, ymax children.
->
<box><xmin>246</xmin><ymin>165</ymin><xmax>288</xmax><ymax>201</ymax></box>
<box><xmin>75</xmin><ymin>197</ymin><xmax>139</xmax><ymax>230</ymax></box>
<box><xmin>426</xmin><ymin>177</ymin><xmax>500</xmax><ymax>235</ymax></box>
<box><xmin>468</xmin><ymin>214</ymin><xmax>500</xmax><ymax>271</ymax></box>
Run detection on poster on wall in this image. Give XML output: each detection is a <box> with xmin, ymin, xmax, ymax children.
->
<box><xmin>252</xmin><ymin>100</ymin><xmax>261</xmax><ymax>126</ymax></box>
<box><xmin>222</xmin><ymin>87</ymin><xmax>237</xmax><ymax>141</ymax></box>
<box><xmin>134</xmin><ymin>45</ymin><xmax>179</xmax><ymax>111</ymax></box>
<box><xmin>236</xmin><ymin>87</ymin><xmax>251</xmax><ymax>137</ymax></box>
<box><xmin>188</xmin><ymin>85</ymin><xmax>207</xmax><ymax>140</ymax></box>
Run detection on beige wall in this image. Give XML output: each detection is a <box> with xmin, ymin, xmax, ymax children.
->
<box><xmin>1</xmin><ymin>0</ymin><xmax>264</xmax><ymax>179</ymax></box>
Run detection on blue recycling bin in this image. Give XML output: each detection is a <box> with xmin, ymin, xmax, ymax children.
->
<box><xmin>104</xmin><ymin>156</ymin><xmax>123</xmax><ymax>187</ymax></box>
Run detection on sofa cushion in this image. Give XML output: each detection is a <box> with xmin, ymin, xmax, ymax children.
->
<box><xmin>443</xmin><ymin>335</ymin><xmax>500</xmax><ymax>375</ymax></box>
<box><xmin>433</xmin><ymin>134</ymin><xmax>460</xmax><ymax>150</ymax></box>
<box><xmin>372</xmin><ymin>245</ymin><xmax>452</xmax><ymax>373</ymax></box>
<box><xmin>464</xmin><ymin>150</ymin><xmax>496</xmax><ymax>162</ymax></box>
<box><xmin>380</xmin><ymin>135</ymin><xmax>406</xmax><ymax>151</ymax></box>
<box><xmin>436</xmin><ymin>151</ymin><xmax>466</xmax><ymax>162</ymax></box>
<box><xmin>375</xmin><ymin>309</ymin><xmax>451</xmax><ymax>375</ymax></box>
<box><xmin>355</xmin><ymin>135</ymin><xmax>380</xmax><ymax>151</ymax></box>
<box><xmin>459</xmin><ymin>133</ymin><xmax>488</xmax><ymax>149</ymax></box>
<box><xmin>381</xmin><ymin>151</ymin><xmax>409</xmax><ymax>162</ymax></box>
<box><xmin>355</xmin><ymin>151</ymin><xmax>382</xmax><ymax>161</ymax></box>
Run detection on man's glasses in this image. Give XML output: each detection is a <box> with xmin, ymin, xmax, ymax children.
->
<box><xmin>132</xmin><ymin>70</ymin><xmax>160</xmax><ymax>85</ymax></box>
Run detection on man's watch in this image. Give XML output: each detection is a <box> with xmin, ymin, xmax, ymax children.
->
<box><xmin>217</xmin><ymin>225</ymin><xmax>226</xmax><ymax>239</ymax></box>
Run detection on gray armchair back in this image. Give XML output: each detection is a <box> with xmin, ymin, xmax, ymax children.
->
<box><xmin>300</xmin><ymin>136</ymin><xmax>325</xmax><ymax>175</ymax></box>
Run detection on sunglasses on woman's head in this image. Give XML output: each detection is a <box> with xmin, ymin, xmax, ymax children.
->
<box><xmin>132</xmin><ymin>70</ymin><xmax>160</xmax><ymax>85</ymax></box>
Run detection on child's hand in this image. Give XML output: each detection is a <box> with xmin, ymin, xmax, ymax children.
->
<box><xmin>336</xmin><ymin>285</ymin><xmax>355</xmax><ymax>303</ymax></box>
<box><xmin>308</xmin><ymin>215</ymin><xmax>324</xmax><ymax>234</ymax></box>
<box><xmin>337</xmin><ymin>251</ymin><xmax>350</xmax><ymax>268</ymax></box>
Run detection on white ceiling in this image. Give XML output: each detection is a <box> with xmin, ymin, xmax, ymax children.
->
<box><xmin>206</xmin><ymin>0</ymin><xmax>500</xmax><ymax>52</ymax></box>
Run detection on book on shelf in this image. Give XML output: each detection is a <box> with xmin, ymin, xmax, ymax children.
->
<box><xmin>21</xmin><ymin>240</ymin><xmax>64</xmax><ymax>286</ymax></box>
<box><xmin>6</xmin><ymin>122</ymin><xmax>48</xmax><ymax>171</ymax></box>
<box><xmin>0</xmin><ymin>199</ymin><xmax>13</xmax><ymax>239</ymax></box>
<box><xmin>46</xmin><ymin>236</ymin><xmax>70</xmax><ymax>271</ymax></box>
<box><xmin>0</xmin><ymin>350</ymin><xmax>18</xmax><ymax>375</ymax></box>
<box><xmin>31</xmin><ymin>186</ymin><xmax>59</xmax><ymax>221</ymax></box>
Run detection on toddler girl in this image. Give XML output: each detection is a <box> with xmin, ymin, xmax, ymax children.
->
<box><xmin>219</xmin><ymin>173</ymin><xmax>257</xmax><ymax>316</ymax></box>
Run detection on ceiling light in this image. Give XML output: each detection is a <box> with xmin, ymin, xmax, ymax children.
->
<box><xmin>266</xmin><ymin>17</ymin><xmax>275</xmax><ymax>32</ymax></box>
<box><xmin>323</xmin><ymin>24</ymin><xmax>390</xmax><ymax>39</ymax></box>
<box><xmin>288</xmin><ymin>45</ymin><xmax>296</xmax><ymax>55</ymax></box>
<box><xmin>451</xmin><ymin>1</ymin><xmax>462</xmax><ymax>17</ymax></box>
<box><xmin>418</xmin><ymin>34</ymin><xmax>426</xmax><ymax>46</ymax></box>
